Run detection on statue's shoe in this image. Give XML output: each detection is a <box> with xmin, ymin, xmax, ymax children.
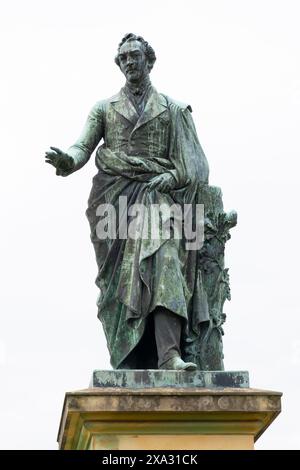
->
<box><xmin>159</xmin><ymin>356</ymin><xmax>197</xmax><ymax>371</ymax></box>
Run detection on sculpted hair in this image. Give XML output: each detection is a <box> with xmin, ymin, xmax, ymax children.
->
<box><xmin>115</xmin><ymin>33</ymin><xmax>156</xmax><ymax>71</ymax></box>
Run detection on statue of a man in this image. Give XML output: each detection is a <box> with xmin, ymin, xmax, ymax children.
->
<box><xmin>45</xmin><ymin>33</ymin><xmax>210</xmax><ymax>370</ymax></box>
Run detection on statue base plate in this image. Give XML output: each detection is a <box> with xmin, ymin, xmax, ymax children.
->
<box><xmin>91</xmin><ymin>369</ymin><xmax>249</xmax><ymax>389</ymax></box>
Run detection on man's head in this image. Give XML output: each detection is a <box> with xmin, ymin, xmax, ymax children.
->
<box><xmin>115</xmin><ymin>33</ymin><xmax>156</xmax><ymax>83</ymax></box>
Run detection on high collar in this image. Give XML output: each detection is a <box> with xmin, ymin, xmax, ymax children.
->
<box><xmin>124</xmin><ymin>75</ymin><xmax>151</xmax><ymax>97</ymax></box>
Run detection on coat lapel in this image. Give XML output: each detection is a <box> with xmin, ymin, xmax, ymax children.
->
<box><xmin>133</xmin><ymin>87</ymin><xmax>168</xmax><ymax>132</ymax></box>
<box><xmin>110</xmin><ymin>87</ymin><xmax>168</xmax><ymax>131</ymax></box>
<box><xmin>110</xmin><ymin>89</ymin><xmax>139</xmax><ymax>124</ymax></box>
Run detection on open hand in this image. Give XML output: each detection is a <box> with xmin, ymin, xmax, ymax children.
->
<box><xmin>45</xmin><ymin>146</ymin><xmax>74</xmax><ymax>176</ymax></box>
<box><xmin>148</xmin><ymin>173</ymin><xmax>176</xmax><ymax>193</ymax></box>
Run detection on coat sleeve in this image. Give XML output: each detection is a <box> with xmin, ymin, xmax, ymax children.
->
<box><xmin>167</xmin><ymin>103</ymin><xmax>209</xmax><ymax>188</ymax></box>
<box><xmin>65</xmin><ymin>100</ymin><xmax>105</xmax><ymax>174</ymax></box>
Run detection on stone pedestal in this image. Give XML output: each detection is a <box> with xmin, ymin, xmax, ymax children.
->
<box><xmin>58</xmin><ymin>371</ymin><xmax>281</xmax><ymax>450</ymax></box>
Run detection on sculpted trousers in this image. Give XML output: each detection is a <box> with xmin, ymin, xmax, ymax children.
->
<box><xmin>153</xmin><ymin>307</ymin><xmax>182</xmax><ymax>368</ymax></box>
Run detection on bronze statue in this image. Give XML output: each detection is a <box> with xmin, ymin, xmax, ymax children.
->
<box><xmin>45</xmin><ymin>33</ymin><xmax>236</xmax><ymax>371</ymax></box>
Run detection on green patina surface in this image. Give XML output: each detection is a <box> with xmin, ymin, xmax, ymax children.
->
<box><xmin>91</xmin><ymin>370</ymin><xmax>249</xmax><ymax>389</ymax></box>
<box><xmin>46</xmin><ymin>33</ymin><xmax>237</xmax><ymax>372</ymax></box>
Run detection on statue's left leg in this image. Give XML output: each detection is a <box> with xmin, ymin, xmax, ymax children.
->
<box><xmin>154</xmin><ymin>307</ymin><xmax>197</xmax><ymax>370</ymax></box>
<box><xmin>154</xmin><ymin>307</ymin><xmax>181</xmax><ymax>368</ymax></box>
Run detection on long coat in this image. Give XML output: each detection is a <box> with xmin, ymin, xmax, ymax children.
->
<box><xmin>65</xmin><ymin>86</ymin><xmax>210</xmax><ymax>368</ymax></box>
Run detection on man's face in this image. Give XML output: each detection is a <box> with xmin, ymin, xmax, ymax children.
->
<box><xmin>118</xmin><ymin>40</ymin><xmax>149</xmax><ymax>83</ymax></box>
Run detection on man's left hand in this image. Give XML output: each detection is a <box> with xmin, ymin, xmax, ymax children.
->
<box><xmin>148</xmin><ymin>173</ymin><xmax>176</xmax><ymax>193</ymax></box>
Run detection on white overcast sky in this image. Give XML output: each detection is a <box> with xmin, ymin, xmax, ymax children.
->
<box><xmin>0</xmin><ymin>0</ymin><xmax>299</xmax><ymax>450</ymax></box>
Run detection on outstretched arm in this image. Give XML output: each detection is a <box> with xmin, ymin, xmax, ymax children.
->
<box><xmin>45</xmin><ymin>101</ymin><xmax>105</xmax><ymax>176</ymax></box>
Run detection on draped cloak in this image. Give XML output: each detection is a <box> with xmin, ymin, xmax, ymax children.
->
<box><xmin>65</xmin><ymin>86</ymin><xmax>210</xmax><ymax>368</ymax></box>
